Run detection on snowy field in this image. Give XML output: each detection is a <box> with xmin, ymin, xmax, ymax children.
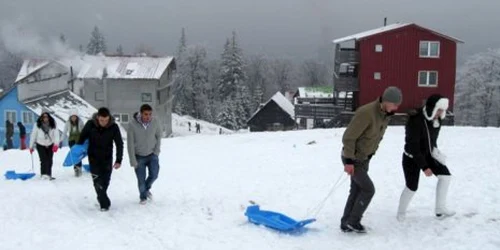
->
<box><xmin>171</xmin><ymin>113</ymin><xmax>235</xmax><ymax>136</ymax></box>
<box><xmin>0</xmin><ymin>126</ymin><xmax>499</xmax><ymax>250</ymax></box>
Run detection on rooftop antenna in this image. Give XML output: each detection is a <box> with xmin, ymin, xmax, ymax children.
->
<box><xmin>384</xmin><ymin>17</ymin><xmax>387</xmax><ymax>26</ymax></box>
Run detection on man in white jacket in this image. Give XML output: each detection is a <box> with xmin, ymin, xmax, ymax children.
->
<box><xmin>29</xmin><ymin>112</ymin><xmax>60</xmax><ymax>180</ymax></box>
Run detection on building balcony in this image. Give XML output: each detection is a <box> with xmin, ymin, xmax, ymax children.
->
<box><xmin>334</xmin><ymin>48</ymin><xmax>359</xmax><ymax>64</ymax></box>
<box><xmin>333</xmin><ymin>75</ymin><xmax>359</xmax><ymax>92</ymax></box>
<box><xmin>295</xmin><ymin>104</ymin><xmax>343</xmax><ymax>119</ymax></box>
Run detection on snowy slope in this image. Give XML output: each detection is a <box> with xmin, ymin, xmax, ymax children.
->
<box><xmin>0</xmin><ymin>127</ymin><xmax>499</xmax><ymax>250</ymax></box>
<box><xmin>171</xmin><ymin>113</ymin><xmax>234</xmax><ymax>136</ymax></box>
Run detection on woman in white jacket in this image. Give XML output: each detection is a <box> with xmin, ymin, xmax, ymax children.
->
<box><xmin>29</xmin><ymin>112</ymin><xmax>60</xmax><ymax>180</ymax></box>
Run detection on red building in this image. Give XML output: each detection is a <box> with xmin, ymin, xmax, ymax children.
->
<box><xmin>332</xmin><ymin>23</ymin><xmax>463</xmax><ymax>114</ymax></box>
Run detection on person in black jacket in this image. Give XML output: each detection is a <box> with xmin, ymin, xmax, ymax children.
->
<box><xmin>397</xmin><ymin>94</ymin><xmax>455</xmax><ymax>221</ymax></box>
<box><xmin>17</xmin><ymin>122</ymin><xmax>27</xmax><ymax>150</ymax></box>
<box><xmin>78</xmin><ymin>107</ymin><xmax>124</xmax><ymax>211</ymax></box>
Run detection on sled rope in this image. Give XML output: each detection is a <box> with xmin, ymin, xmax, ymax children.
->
<box><xmin>306</xmin><ymin>173</ymin><xmax>348</xmax><ymax>218</ymax></box>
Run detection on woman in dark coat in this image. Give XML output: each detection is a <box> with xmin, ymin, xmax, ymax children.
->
<box><xmin>397</xmin><ymin>94</ymin><xmax>456</xmax><ymax>221</ymax></box>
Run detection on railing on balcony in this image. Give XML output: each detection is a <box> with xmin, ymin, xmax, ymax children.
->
<box><xmin>295</xmin><ymin>104</ymin><xmax>343</xmax><ymax>119</ymax></box>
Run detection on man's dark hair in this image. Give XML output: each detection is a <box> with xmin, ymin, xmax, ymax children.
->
<box><xmin>97</xmin><ymin>107</ymin><xmax>111</xmax><ymax>117</ymax></box>
<box><xmin>140</xmin><ymin>104</ymin><xmax>153</xmax><ymax>113</ymax></box>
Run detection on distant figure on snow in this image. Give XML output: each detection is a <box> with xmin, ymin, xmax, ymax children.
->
<box><xmin>188</xmin><ymin>121</ymin><xmax>191</xmax><ymax>131</ymax></box>
<box><xmin>127</xmin><ymin>104</ymin><xmax>162</xmax><ymax>204</ymax></box>
<box><xmin>29</xmin><ymin>112</ymin><xmax>59</xmax><ymax>180</ymax></box>
<box><xmin>196</xmin><ymin>123</ymin><xmax>201</xmax><ymax>133</ymax></box>
<box><xmin>61</xmin><ymin>109</ymin><xmax>85</xmax><ymax>177</ymax></box>
<box><xmin>17</xmin><ymin>122</ymin><xmax>26</xmax><ymax>150</ymax></box>
<box><xmin>340</xmin><ymin>86</ymin><xmax>402</xmax><ymax>233</ymax></box>
<box><xmin>78</xmin><ymin>107</ymin><xmax>123</xmax><ymax>211</ymax></box>
<box><xmin>5</xmin><ymin>120</ymin><xmax>14</xmax><ymax>150</ymax></box>
<box><xmin>397</xmin><ymin>94</ymin><xmax>455</xmax><ymax>221</ymax></box>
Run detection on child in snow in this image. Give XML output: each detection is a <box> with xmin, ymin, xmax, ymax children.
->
<box><xmin>397</xmin><ymin>94</ymin><xmax>456</xmax><ymax>221</ymax></box>
<box><xmin>29</xmin><ymin>112</ymin><xmax>60</xmax><ymax>180</ymax></box>
<box><xmin>340</xmin><ymin>86</ymin><xmax>402</xmax><ymax>233</ymax></box>
<box><xmin>77</xmin><ymin>107</ymin><xmax>123</xmax><ymax>211</ymax></box>
<box><xmin>61</xmin><ymin>109</ymin><xmax>85</xmax><ymax>177</ymax></box>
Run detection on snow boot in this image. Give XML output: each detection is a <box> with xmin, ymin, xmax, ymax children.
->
<box><xmin>74</xmin><ymin>166</ymin><xmax>82</xmax><ymax>177</ymax></box>
<box><xmin>346</xmin><ymin>222</ymin><xmax>367</xmax><ymax>233</ymax></box>
<box><xmin>435</xmin><ymin>175</ymin><xmax>456</xmax><ymax>218</ymax></box>
<box><xmin>397</xmin><ymin>187</ymin><xmax>415</xmax><ymax>222</ymax></box>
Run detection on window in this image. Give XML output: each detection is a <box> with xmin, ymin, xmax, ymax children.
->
<box><xmin>142</xmin><ymin>93</ymin><xmax>152</xmax><ymax>102</ymax></box>
<box><xmin>374</xmin><ymin>72</ymin><xmax>381</xmax><ymax>80</ymax></box>
<box><xmin>113</xmin><ymin>113</ymin><xmax>130</xmax><ymax>123</ymax></box>
<box><xmin>22</xmin><ymin>111</ymin><xmax>34</xmax><ymax>124</ymax></box>
<box><xmin>419</xmin><ymin>41</ymin><xmax>440</xmax><ymax>57</ymax></box>
<box><xmin>5</xmin><ymin>110</ymin><xmax>17</xmax><ymax>124</ymax></box>
<box><xmin>95</xmin><ymin>92</ymin><xmax>104</xmax><ymax>101</ymax></box>
<box><xmin>418</xmin><ymin>71</ymin><xmax>438</xmax><ymax>86</ymax></box>
<box><xmin>375</xmin><ymin>44</ymin><xmax>383</xmax><ymax>52</ymax></box>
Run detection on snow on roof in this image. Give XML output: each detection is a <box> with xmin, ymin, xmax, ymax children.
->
<box><xmin>333</xmin><ymin>23</ymin><xmax>464</xmax><ymax>44</ymax></box>
<box><xmin>77</xmin><ymin>55</ymin><xmax>174</xmax><ymax>80</ymax></box>
<box><xmin>247</xmin><ymin>92</ymin><xmax>296</xmax><ymax>123</ymax></box>
<box><xmin>296</xmin><ymin>86</ymin><xmax>334</xmax><ymax>98</ymax></box>
<box><xmin>23</xmin><ymin>90</ymin><xmax>127</xmax><ymax>139</ymax></box>
<box><xmin>15</xmin><ymin>59</ymin><xmax>51</xmax><ymax>83</ymax></box>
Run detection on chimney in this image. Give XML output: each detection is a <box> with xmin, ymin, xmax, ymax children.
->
<box><xmin>384</xmin><ymin>17</ymin><xmax>387</xmax><ymax>26</ymax></box>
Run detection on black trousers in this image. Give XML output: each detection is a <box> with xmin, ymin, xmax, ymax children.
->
<box><xmin>340</xmin><ymin>156</ymin><xmax>375</xmax><ymax>225</ymax></box>
<box><xmin>402</xmin><ymin>154</ymin><xmax>451</xmax><ymax>192</ymax></box>
<box><xmin>36</xmin><ymin>143</ymin><xmax>54</xmax><ymax>176</ymax></box>
<box><xmin>89</xmin><ymin>159</ymin><xmax>113</xmax><ymax>209</ymax></box>
<box><xmin>68</xmin><ymin>140</ymin><xmax>82</xmax><ymax>168</ymax></box>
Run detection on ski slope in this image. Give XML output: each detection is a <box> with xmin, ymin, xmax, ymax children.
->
<box><xmin>0</xmin><ymin>127</ymin><xmax>499</xmax><ymax>250</ymax></box>
<box><xmin>171</xmin><ymin>113</ymin><xmax>235</xmax><ymax>137</ymax></box>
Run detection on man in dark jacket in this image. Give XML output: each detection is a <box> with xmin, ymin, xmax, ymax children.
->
<box><xmin>397</xmin><ymin>94</ymin><xmax>455</xmax><ymax>221</ymax></box>
<box><xmin>17</xmin><ymin>122</ymin><xmax>27</xmax><ymax>150</ymax></box>
<box><xmin>5</xmin><ymin>120</ymin><xmax>14</xmax><ymax>150</ymax></box>
<box><xmin>340</xmin><ymin>86</ymin><xmax>402</xmax><ymax>233</ymax></box>
<box><xmin>78</xmin><ymin>107</ymin><xmax>124</xmax><ymax>211</ymax></box>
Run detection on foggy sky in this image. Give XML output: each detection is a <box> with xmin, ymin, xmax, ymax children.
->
<box><xmin>1</xmin><ymin>0</ymin><xmax>499</xmax><ymax>62</ymax></box>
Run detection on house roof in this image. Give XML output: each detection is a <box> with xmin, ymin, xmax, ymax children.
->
<box><xmin>333</xmin><ymin>23</ymin><xmax>464</xmax><ymax>44</ymax></box>
<box><xmin>15</xmin><ymin>59</ymin><xmax>52</xmax><ymax>83</ymax></box>
<box><xmin>77</xmin><ymin>55</ymin><xmax>175</xmax><ymax>80</ymax></box>
<box><xmin>0</xmin><ymin>85</ymin><xmax>17</xmax><ymax>101</ymax></box>
<box><xmin>247</xmin><ymin>92</ymin><xmax>296</xmax><ymax>123</ymax></box>
<box><xmin>23</xmin><ymin>90</ymin><xmax>127</xmax><ymax>138</ymax></box>
<box><xmin>295</xmin><ymin>86</ymin><xmax>334</xmax><ymax>98</ymax></box>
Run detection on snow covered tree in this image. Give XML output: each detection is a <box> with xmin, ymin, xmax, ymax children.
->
<box><xmin>87</xmin><ymin>26</ymin><xmax>107</xmax><ymax>55</ymax></box>
<box><xmin>185</xmin><ymin>45</ymin><xmax>209</xmax><ymax>119</ymax></box>
<box><xmin>116</xmin><ymin>44</ymin><xmax>124</xmax><ymax>56</ymax></box>
<box><xmin>218</xmin><ymin>31</ymin><xmax>246</xmax><ymax>101</ymax></box>
<box><xmin>177</xmin><ymin>28</ymin><xmax>187</xmax><ymax>60</ymax></box>
<box><xmin>173</xmin><ymin>28</ymin><xmax>190</xmax><ymax>115</ymax></box>
<box><xmin>455</xmin><ymin>49</ymin><xmax>500</xmax><ymax>126</ymax></box>
<box><xmin>300</xmin><ymin>59</ymin><xmax>328</xmax><ymax>87</ymax></box>
<box><xmin>216</xmin><ymin>98</ymin><xmax>237</xmax><ymax>130</ymax></box>
<box><xmin>269</xmin><ymin>58</ymin><xmax>294</xmax><ymax>96</ymax></box>
<box><xmin>246</xmin><ymin>55</ymin><xmax>268</xmax><ymax>111</ymax></box>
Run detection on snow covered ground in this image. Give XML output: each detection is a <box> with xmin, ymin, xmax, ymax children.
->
<box><xmin>0</xmin><ymin>126</ymin><xmax>499</xmax><ymax>250</ymax></box>
<box><xmin>171</xmin><ymin>113</ymin><xmax>235</xmax><ymax>136</ymax></box>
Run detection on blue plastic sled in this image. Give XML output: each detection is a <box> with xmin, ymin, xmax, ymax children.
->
<box><xmin>63</xmin><ymin>140</ymin><xmax>88</xmax><ymax>167</ymax></box>
<box><xmin>244</xmin><ymin>205</ymin><xmax>316</xmax><ymax>232</ymax></box>
<box><xmin>4</xmin><ymin>170</ymin><xmax>36</xmax><ymax>181</ymax></box>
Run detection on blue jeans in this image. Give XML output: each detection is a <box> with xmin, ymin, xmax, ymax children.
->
<box><xmin>134</xmin><ymin>154</ymin><xmax>160</xmax><ymax>200</ymax></box>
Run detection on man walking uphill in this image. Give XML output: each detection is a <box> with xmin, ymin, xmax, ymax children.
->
<box><xmin>340</xmin><ymin>86</ymin><xmax>402</xmax><ymax>233</ymax></box>
<box><xmin>127</xmin><ymin>104</ymin><xmax>162</xmax><ymax>204</ymax></box>
<box><xmin>78</xmin><ymin>107</ymin><xmax>124</xmax><ymax>211</ymax></box>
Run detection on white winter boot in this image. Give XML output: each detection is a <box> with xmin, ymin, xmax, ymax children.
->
<box><xmin>397</xmin><ymin>187</ymin><xmax>415</xmax><ymax>222</ymax></box>
<box><xmin>435</xmin><ymin>175</ymin><xmax>456</xmax><ymax>218</ymax></box>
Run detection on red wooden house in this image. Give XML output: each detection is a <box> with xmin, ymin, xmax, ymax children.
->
<box><xmin>332</xmin><ymin>23</ymin><xmax>463</xmax><ymax>115</ymax></box>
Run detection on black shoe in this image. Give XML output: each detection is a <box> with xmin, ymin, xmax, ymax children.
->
<box><xmin>347</xmin><ymin>223</ymin><xmax>367</xmax><ymax>233</ymax></box>
<box><xmin>49</xmin><ymin>176</ymin><xmax>56</xmax><ymax>181</ymax></box>
<box><xmin>340</xmin><ymin>224</ymin><xmax>353</xmax><ymax>233</ymax></box>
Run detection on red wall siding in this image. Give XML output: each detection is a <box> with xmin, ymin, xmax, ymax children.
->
<box><xmin>358</xmin><ymin>24</ymin><xmax>457</xmax><ymax>112</ymax></box>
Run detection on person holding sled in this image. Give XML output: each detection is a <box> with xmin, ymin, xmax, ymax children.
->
<box><xmin>127</xmin><ymin>104</ymin><xmax>162</xmax><ymax>204</ymax></box>
<box><xmin>29</xmin><ymin>112</ymin><xmax>60</xmax><ymax>180</ymax></box>
<box><xmin>17</xmin><ymin>122</ymin><xmax>27</xmax><ymax>150</ymax></box>
<box><xmin>340</xmin><ymin>86</ymin><xmax>402</xmax><ymax>233</ymax></box>
<box><xmin>78</xmin><ymin>107</ymin><xmax>123</xmax><ymax>211</ymax></box>
<box><xmin>397</xmin><ymin>94</ymin><xmax>455</xmax><ymax>221</ymax></box>
<box><xmin>61</xmin><ymin>109</ymin><xmax>85</xmax><ymax>177</ymax></box>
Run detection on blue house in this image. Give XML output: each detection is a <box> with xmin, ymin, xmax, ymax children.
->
<box><xmin>0</xmin><ymin>86</ymin><xmax>38</xmax><ymax>150</ymax></box>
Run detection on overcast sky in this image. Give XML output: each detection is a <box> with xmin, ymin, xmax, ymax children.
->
<box><xmin>1</xmin><ymin>0</ymin><xmax>499</xmax><ymax>63</ymax></box>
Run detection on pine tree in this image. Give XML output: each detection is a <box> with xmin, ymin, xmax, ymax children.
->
<box><xmin>177</xmin><ymin>28</ymin><xmax>187</xmax><ymax>59</ymax></box>
<box><xmin>216</xmin><ymin>98</ymin><xmax>237</xmax><ymax>130</ymax></box>
<box><xmin>59</xmin><ymin>34</ymin><xmax>66</xmax><ymax>44</ymax></box>
<box><xmin>218</xmin><ymin>38</ymin><xmax>233</xmax><ymax>100</ymax></box>
<box><xmin>87</xmin><ymin>26</ymin><xmax>107</xmax><ymax>55</ymax></box>
<box><xmin>173</xmin><ymin>28</ymin><xmax>189</xmax><ymax>115</ymax></box>
<box><xmin>116</xmin><ymin>44</ymin><xmax>124</xmax><ymax>56</ymax></box>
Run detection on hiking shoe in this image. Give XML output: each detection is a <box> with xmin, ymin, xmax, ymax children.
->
<box><xmin>347</xmin><ymin>223</ymin><xmax>367</xmax><ymax>233</ymax></box>
<box><xmin>340</xmin><ymin>224</ymin><xmax>353</xmax><ymax>233</ymax></box>
<box><xmin>140</xmin><ymin>199</ymin><xmax>147</xmax><ymax>205</ymax></box>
